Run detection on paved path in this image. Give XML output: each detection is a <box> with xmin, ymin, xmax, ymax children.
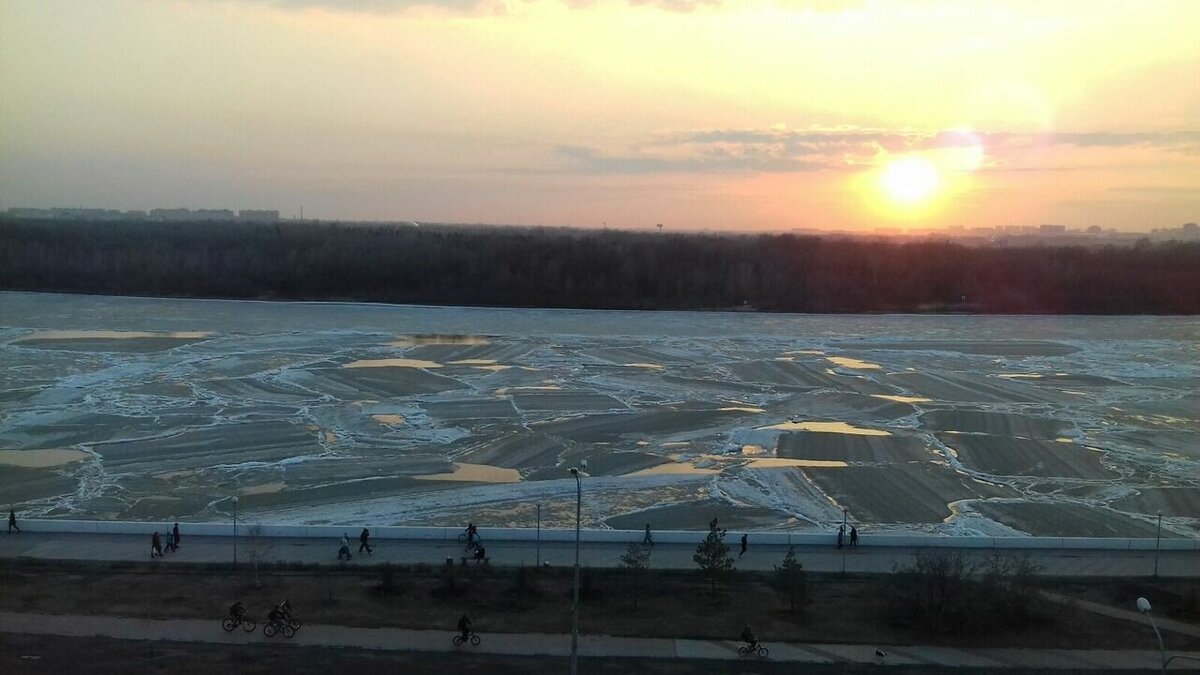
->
<box><xmin>1</xmin><ymin>610</ymin><xmax>1198</xmax><ymax>670</ymax></box>
<box><xmin>1042</xmin><ymin>592</ymin><xmax>1200</xmax><ymax>639</ymax></box>
<box><xmin>3</xmin><ymin>532</ymin><xmax>1198</xmax><ymax>577</ymax></box>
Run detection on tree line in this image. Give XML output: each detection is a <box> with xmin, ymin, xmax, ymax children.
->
<box><xmin>2</xmin><ymin>217</ymin><xmax>1198</xmax><ymax>314</ymax></box>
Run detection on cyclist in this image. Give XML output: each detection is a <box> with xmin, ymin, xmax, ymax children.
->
<box><xmin>740</xmin><ymin>625</ymin><xmax>759</xmax><ymax>652</ymax></box>
<box><xmin>228</xmin><ymin>601</ymin><xmax>246</xmax><ymax>624</ymax></box>
<box><xmin>457</xmin><ymin>613</ymin><xmax>472</xmax><ymax>643</ymax></box>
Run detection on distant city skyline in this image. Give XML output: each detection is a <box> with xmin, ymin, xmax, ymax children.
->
<box><xmin>1</xmin><ymin>1</ymin><xmax>1198</xmax><ymax>232</ymax></box>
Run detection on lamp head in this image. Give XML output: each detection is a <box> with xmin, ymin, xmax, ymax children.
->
<box><xmin>232</xmin><ymin>496</ymin><xmax>239</xmax><ymax>504</ymax></box>
<box><xmin>570</xmin><ymin>467</ymin><xmax>579</xmax><ymax>476</ymax></box>
<box><xmin>1137</xmin><ymin>597</ymin><xmax>1152</xmax><ymax>613</ymax></box>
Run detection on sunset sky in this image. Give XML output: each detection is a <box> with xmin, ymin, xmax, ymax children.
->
<box><xmin>2</xmin><ymin>0</ymin><xmax>1197</xmax><ymax>232</ymax></box>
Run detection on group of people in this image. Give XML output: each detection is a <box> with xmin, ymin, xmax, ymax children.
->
<box><xmin>150</xmin><ymin>523</ymin><xmax>181</xmax><ymax>558</ymax></box>
<box><xmin>464</xmin><ymin>523</ymin><xmax>487</xmax><ymax>562</ymax></box>
<box><xmin>228</xmin><ymin>599</ymin><xmax>295</xmax><ymax>628</ymax></box>
<box><xmin>338</xmin><ymin>528</ymin><xmax>373</xmax><ymax>560</ymax></box>
<box><xmin>836</xmin><ymin>524</ymin><xmax>859</xmax><ymax>549</ymax></box>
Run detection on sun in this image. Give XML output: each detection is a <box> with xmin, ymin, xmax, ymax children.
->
<box><xmin>879</xmin><ymin>157</ymin><xmax>940</xmax><ymax>205</ymax></box>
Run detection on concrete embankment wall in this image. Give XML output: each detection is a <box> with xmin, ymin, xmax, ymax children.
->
<box><xmin>15</xmin><ymin>519</ymin><xmax>1200</xmax><ymax>551</ymax></box>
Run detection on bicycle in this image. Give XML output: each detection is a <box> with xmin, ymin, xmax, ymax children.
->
<box><xmin>453</xmin><ymin>632</ymin><xmax>481</xmax><ymax>646</ymax></box>
<box><xmin>221</xmin><ymin>615</ymin><xmax>256</xmax><ymax>633</ymax></box>
<box><xmin>737</xmin><ymin>642</ymin><xmax>769</xmax><ymax>658</ymax></box>
<box><xmin>263</xmin><ymin>619</ymin><xmax>296</xmax><ymax>639</ymax></box>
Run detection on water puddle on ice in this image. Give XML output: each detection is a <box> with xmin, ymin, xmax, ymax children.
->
<box><xmin>624</xmin><ymin>363</ymin><xmax>665</xmax><ymax>370</ymax></box>
<box><xmin>241</xmin><ymin>481</ymin><xmax>286</xmax><ymax>495</ymax></box>
<box><xmin>416</xmin><ymin>462</ymin><xmax>522</xmax><ymax>483</ymax></box>
<box><xmin>759</xmin><ymin>421</ymin><xmax>891</xmax><ymax>436</ymax></box>
<box><xmin>826</xmin><ymin>356</ymin><xmax>882</xmax><ymax>370</ymax></box>
<box><xmin>0</xmin><ymin>448</ymin><xmax>89</xmax><ymax>467</ymax></box>
<box><xmin>387</xmin><ymin>335</ymin><xmax>489</xmax><ymax>347</ymax></box>
<box><xmin>372</xmin><ymin>414</ymin><xmax>406</xmax><ymax>426</ymax></box>
<box><xmin>871</xmin><ymin>394</ymin><xmax>933</xmax><ymax>404</ymax></box>
<box><xmin>13</xmin><ymin>330</ymin><xmax>211</xmax><ymax>341</ymax></box>
<box><xmin>344</xmin><ymin>358</ymin><xmax>442</xmax><ymax>369</ymax></box>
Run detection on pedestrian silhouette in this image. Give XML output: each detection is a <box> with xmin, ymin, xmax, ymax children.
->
<box><xmin>836</xmin><ymin>525</ymin><xmax>844</xmax><ymax>549</ymax></box>
<box><xmin>709</xmin><ymin>517</ymin><xmax>718</xmax><ymax>532</ymax></box>
<box><xmin>151</xmin><ymin>531</ymin><xmax>163</xmax><ymax>558</ymax></box>
<box><xmin>359</xmin><ymin>527</ymin><xmax>373</xmax><ymax>555</ymax></box>
<box><xmin>739</xmin><ymin>533</ymin><xmax>748</xmax><ymax>558</ymax></box>
<box><xmin>850</xmin><ymin>526</ymin><xmax>858</xmax><ymax>547</ymax></box>
<box><xmin>643</xmin><ymin>523</ymin><xmax>653</xmax><ymax>547</ymax></box>
<box><xmin>338</xmin><ymin>533</ymin><xmax>353</xmax><ymax>561</ymax></box>
<box><xmin>172</xmin><ymin>522</ymin><xmax>180</xmax><ymax>549</ymax></box>
<box><xmin>7</xmin><ymin>510</ymin><xmax>20</xmax><ymax>534</ymax></box>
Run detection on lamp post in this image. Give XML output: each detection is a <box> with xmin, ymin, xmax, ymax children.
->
<box><xmin>1153</xmin><ymin>510</ymin><xmax>1162</xmax><ymax>578</ymax></box>
<box><xmin>536</xmin><ymin>502</ymin><xmax>541</xmax><ymax>566</ymax></box>
<box><xmin>569</xmin><ymin>460</ymin><xmax>587</xmax><ymax>675</ymax></box>
<box><xmin>232</xmin><ymin>496</ymin><xmax>239</xmax><ymax>567</ymax></box>
<box><xmin>841</xmin><ymin>507</ymin><xmax>848</xmax><ymax>575</ymax></box>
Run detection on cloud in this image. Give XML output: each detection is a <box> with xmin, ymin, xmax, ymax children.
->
<box><xmin>557</xmin><ymin>126</ymin><xmax>1200</xmax><ymax>175</ymax></box>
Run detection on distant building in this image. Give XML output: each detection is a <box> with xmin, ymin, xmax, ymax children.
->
<box><xmin>193</xmin><ymin>209</ymin><xmax>236</xmax><ymax>221</ymax></box>
<box><xmin>1039</xmin><ymin>224</ymin><xmax>1067</xmax><ymax>235</ymax></box>
<box><xmin>150</xmin><ymin>208</ymin><xmax>192</xmax><ymax>221</ymax></box>
<box><xmin>238</xmin><ymin>209</ymin><xmax>280</xmax><ymax>223</ymax></box>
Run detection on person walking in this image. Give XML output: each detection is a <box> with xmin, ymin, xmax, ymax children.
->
<box><xmin>172</xmin><ymin>522</ymin><xmax>181</xmax><ymax>549</ymax></box>
<box><xmin>642</xmin><ymin>523</ymin><xmax>653</xmax><ymax>547</ymax></box>
<box><xmin>850</xmin><ymin>526</ymin><xmax>858</xmax><ymax>547</ymax></box>
<box><xmin>151</xmin><ymin>531</ymin><xmax>163</xmax><ymax>558</ymax></box>
<box><xmin>7</xmin><ymin>510</ymin><xmax>20</xmax><ymax>534</ymax></box>
<box><xmin>836</xmin><ymin>524</ymin><xmax>844</xmax><ymax>549</ymax></box>
<box><xmin>338</xmin><ymin>533</ymin><xmax>353</xmax><ymax>561</ymax></box>
<box><xmin>708</xmin><ymin>517</ymin><xmax>719</xmax><ymax>532</ymax></box>
<box><xmin>739</xmin><ymin>533</ymin><xmax>748</xmax><ymax>558</ymax></box>
<box><xmin>359</xmin><ymin>527</ymin><xmax>373</xmax><ymax>555</ymax></box>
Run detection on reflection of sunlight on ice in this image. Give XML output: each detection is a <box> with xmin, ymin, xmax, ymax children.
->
<box><xmin>627</xmin><ymin>462</ymin><xmax>720</xmax><ymax>476</ymax></box>
<box><xmin>744</xmin><ymin>458</ymin><xmax>848</xmax><ymax>468</ymax></box>
<box><xmin>759</xmin><ymin>421</ymin><xmax>891</xmax><ymax>436</ymax></box>
<box><xmin>827</xmin><ymin>356</ymin><xmax>882</xmax><ymax>370</ymax></box>
<box><xmin>14</xmin><ymin>330</ymin><xmax>211</xmax><ymax>341</ymax></box>
<box><xmin>449</xmin><ymin>359</ymin><xmax>497</xmax><ymax>365</ymax></box>
<box><xmin>999</xmin><ymin>373</ymin><xmax>1042</xmax><ymax>379</ymax></box>
<box><xmin>372</xmin><ymin>414</ymin><xmax>405</xmax><ymax>426</ymax></box>
<box><xmin>871</xmin><ymin>394</ymin><xmax>932</xmax><ymax>404</ymax></box>
<box><xmin>416</xmin><ymin>462</ymin><xmax>521</xmax><ymax>483</ymax></box>
<box><xmin>720</xmin><ymin>406</ymin><xmax>764</xmax><ymax>413</ymax></box>
<box><xmin>0</xmin><ymin>448</ymin><xmax>89</xmax><ymax>467</ymax></box>
<box><xmin>624</xmin><ymin>362</ymin><xmax>664</xmax><ymax>370</ymax></box>
<box><xmin>344</xmin><ymin>358</ymin><xmax>442</xmax><ymax>369</ymax></box>
<box><xmin>240</xmin><ymin>481</ymin><xmax>286</xmax><ymax>495</ymax></box>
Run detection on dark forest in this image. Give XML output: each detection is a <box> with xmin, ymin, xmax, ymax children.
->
<box><xmin>2</xmin><ymin>218</ymin><xmax>1197</xmax><ymax>314</ymax></box>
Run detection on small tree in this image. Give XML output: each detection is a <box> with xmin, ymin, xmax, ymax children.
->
<box><xmin>772</xmin><ymin>546</ymin><xmax>807</xmax><ymax>614</ymax></box>
<box><xmin>619</xmin><ymin>543</ymin><xmax>652</xmax><ymax>610</ymax></box>
<box><xmin>246</xmin><ymin>523</ymin><xmax>272</xmax><ymax>589</ymax></box>
<box><xmin>693</xmin><ymin>529</ymin><xmax>735</xmax><ymax>598</ymax></box>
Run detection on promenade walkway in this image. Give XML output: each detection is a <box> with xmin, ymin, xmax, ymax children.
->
<box><xmin>3</xmin><ymin>531</ymin><xmax>1198</xmax><ymax>577</ymax></box>
<box><xmin>2</xmin><ymin>610</ymin><xmax>1198</xmax><ymax>670</ymax></box>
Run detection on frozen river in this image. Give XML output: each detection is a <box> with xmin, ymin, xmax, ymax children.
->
<box><xmin>1</xmin><ymin>291</ymin><xmax>1197</xmax><ymax>537</ymax></box>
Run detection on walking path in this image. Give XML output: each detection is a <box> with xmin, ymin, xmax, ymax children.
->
<box><xmin>1</xmin><ymin>610</ymin><xmax>1197</xmax><ymax>670</ymax></box>
<box><xmin>1042</xmin><ymin>592</ymin><xmax>1200</xmax><ymax>639</ymax></box>
<box><xmin>3</xmin><ymin>531</ymin><xmax>1198</xmax><ymax>577</ymax></box>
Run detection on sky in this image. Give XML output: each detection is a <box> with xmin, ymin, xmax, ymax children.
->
<box><xmin>1</xmin><ymin>0</ymin><xmax>1197</xmax><ymax>232</ymax></box>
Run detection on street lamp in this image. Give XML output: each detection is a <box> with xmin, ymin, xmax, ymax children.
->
<box><xmin>1153</xmin><ymin>510</ymin><xmax>1162</xmax><ymax>578</ymax></box>
<box><xmin>536</xmin><ymin>502</ymin><xmax>541</xmax><ymax>566</ymax></box>
<box><xmin>1136</xmin><ymin>596</ymin><xmax>1200</xmax><ymax>673</ymax></box>
<box><xmin>569</xmin><ymin>460</ymin><xmax>587</xmax><ymax>675</ymax></box>
<box><xmin>232</xmin><ymin>496</ymin><xmax>239</xmax><ymax>567</ymax></box>
<box><xmin>841</xmin><ymin>507</ymin><xmax>848</xmax><ymax>575</ymax></box>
